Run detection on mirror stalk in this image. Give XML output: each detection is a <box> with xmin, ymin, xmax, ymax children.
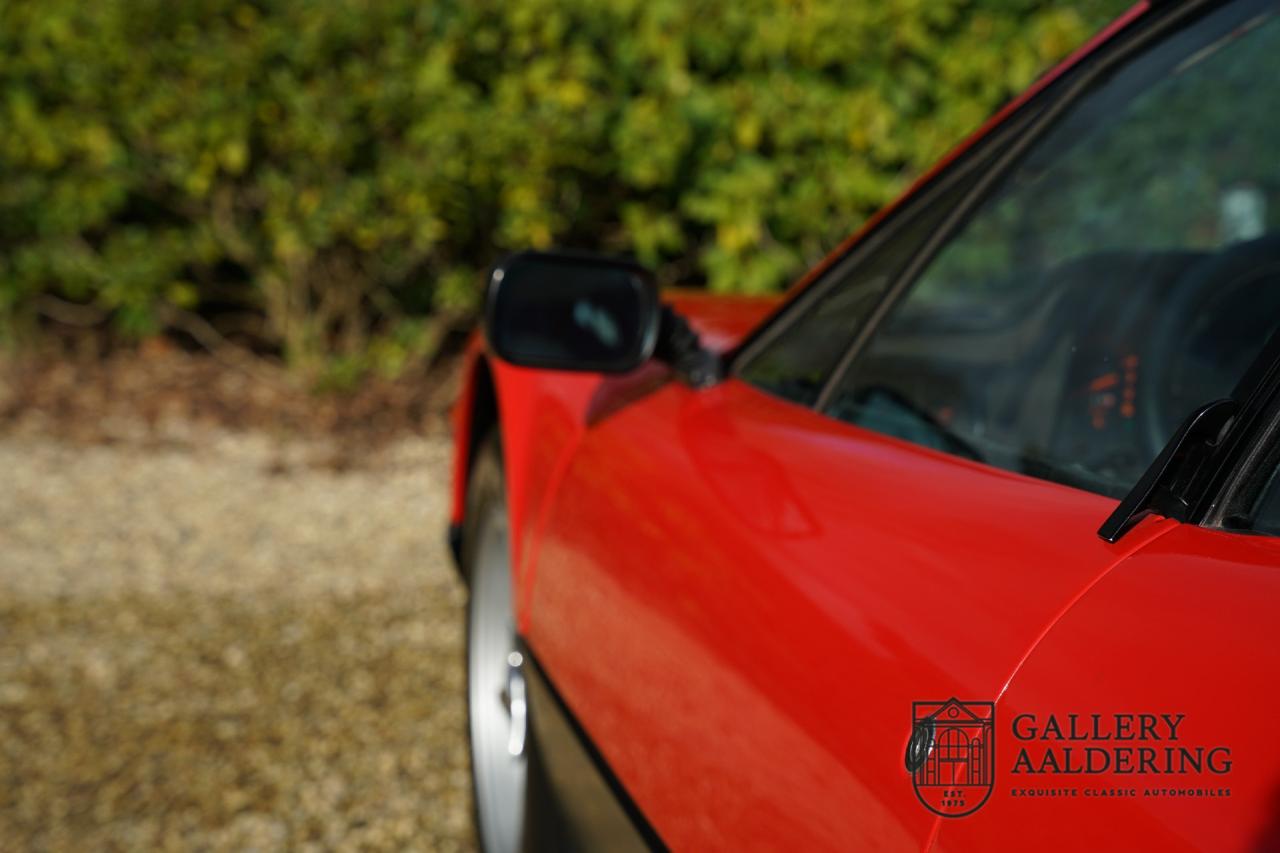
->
<box><xmin>655</xmin><ymin>305</ymin><xmax>722</xmax><ymax>389</ymax></box>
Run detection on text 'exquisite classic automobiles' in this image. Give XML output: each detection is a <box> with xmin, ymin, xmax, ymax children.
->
<box><xmin>449</xmin><ymin>0</ymin><xmax>1280</xmax><ymax>849</ymax></box>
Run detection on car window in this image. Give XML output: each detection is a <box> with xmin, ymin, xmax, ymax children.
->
<box><xmin>824</xmin><ymin>0</ymin><xmax>1280</xmax><ymax>498</ymax></box>
<box><xmin>1249</xmin><ymin>462</ymin><xmax>1280</xmax><ymax>536</ymax></box>
<box><xmin>734</xmin><ymin>220</ymin><xmax>920</xmax><ymax>407</ymax></box>
<box><xmin>734</xmin><ymin>135</ymin><xmax>1024</xmax><ymax>407</ymax></box>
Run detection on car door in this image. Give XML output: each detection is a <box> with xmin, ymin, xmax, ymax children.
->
<box><xmin>522</xmin><ymin>1</ymin><xmax>1280</xmax><ymax>849</ymax></box>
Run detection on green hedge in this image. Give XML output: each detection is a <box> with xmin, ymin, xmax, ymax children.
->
<box><xmin>0</xmin><ymin>0</ymin><xmax>1126</xmax><ymax>373</ymax></box>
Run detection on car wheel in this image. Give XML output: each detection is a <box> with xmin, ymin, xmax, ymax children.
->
<box><xmin>464</xmin><ymin>434</ymin><xmax>527</xmax><ymax>853</ymax></box>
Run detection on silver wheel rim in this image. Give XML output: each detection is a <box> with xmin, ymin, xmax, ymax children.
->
<box><xmin>468</xmin><ymin>505</ymin><xmax>526</xmax><ymax>853</ymax></box>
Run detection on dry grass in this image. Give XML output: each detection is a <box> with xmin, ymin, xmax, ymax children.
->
<box><xmin>0</xmin><ymin>427</ymin><xmax>476</xmax><ymax>851</ymax></box>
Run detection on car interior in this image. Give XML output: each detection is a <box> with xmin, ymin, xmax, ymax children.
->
<box><xmin>831</xmin><ymin>237</ymin><xmax>1280</xmax><ymax>497</ymax></box>
<box><xmin>824</xmin><ymin>3</ymin><xmax>1280</xmax><ymax>498</ymax></box>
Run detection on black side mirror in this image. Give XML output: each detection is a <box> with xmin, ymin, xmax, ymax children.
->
<box><xmin>485</xmin><ymin>251</ymin><xmax>660</xmax><ymax>373</ymax></box>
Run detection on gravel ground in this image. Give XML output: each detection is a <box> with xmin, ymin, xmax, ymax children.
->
<box><xmin>0</xmin><ymin>430</ymin><xmax>475</xmax><ymax>851</ymax></box>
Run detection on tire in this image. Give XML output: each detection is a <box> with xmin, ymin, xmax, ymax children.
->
<box><xmin>463</xmin><ymin>434</ymin><xmax>527</xmax><ymax>853</ymax></box>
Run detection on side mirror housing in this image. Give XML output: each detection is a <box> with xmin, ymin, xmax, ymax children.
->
<box><xmin>484</xmin><ymin>251</ymin><xmax>660</xmax><ymax>373</ymax></box>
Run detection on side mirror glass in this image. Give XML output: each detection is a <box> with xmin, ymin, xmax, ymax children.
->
<box><xmin>485</xmin><ymin>251</ymin><xmax>659</xmax><ymax>373</ymax></box>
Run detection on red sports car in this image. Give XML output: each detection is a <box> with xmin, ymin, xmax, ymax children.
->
<box><xmin>449</xmin><ymin>1</ymin><xmax>1280</xmax><ymax>849</ymax></box>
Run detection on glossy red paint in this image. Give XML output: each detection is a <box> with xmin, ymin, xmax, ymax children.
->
<box><xmin>448</xmin><ymin>3</ymin><xmax>1280</xmax><ymax>849</ymax></box>
<box><xmin>457</xmin><ymin>346</ymin><xmax>1280</xmax><ymax>848</ymax></box>
<box><xmin>522</xmin><ymin>376</ymin><xmax>1180</xmax><ymax>850</ymax></box>
<box><xmin>448</xmin><ymin>291</ymin><xmax>778</xmax><ymax>530</ymax></box>
<box><xmin>664</xmin><ymin>291</ymin><xmax>782</xmax><ymax>352</ymax></box>
<box><xmin>487</xmin><ymin>293</ymin><xmax>782</xmax><ymax>620</ymax></box>
<box><xmin>935</xmin><ymin>524</ymin><xmax>1280</xmax><ymax>852</ymax></box>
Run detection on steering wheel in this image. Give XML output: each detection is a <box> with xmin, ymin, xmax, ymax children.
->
<box><xmin>1140</xmin><ymin>235</ymin><xmax>1280</xmax><ymax>457</ymax></box>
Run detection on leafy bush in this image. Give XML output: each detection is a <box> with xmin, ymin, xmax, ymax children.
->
<box><xmin>0</xmin><ymin>0</ymin><xmax>1127</xmax><ymax>372</ymax></box>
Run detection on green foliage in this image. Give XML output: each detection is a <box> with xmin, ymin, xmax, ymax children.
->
<box><xmin>0</xmin><ymin>0</ymin><xmax>1130</xmax><ymax>370</ymax></box>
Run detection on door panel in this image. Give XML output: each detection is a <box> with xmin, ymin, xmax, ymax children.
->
<box><xmin>525</xmin><ymin>377</ymin><xmax>1172</xmax><ymax>851</ymax></box>
<box><xmin>935</xmin><ymin>524</ymin><xmax>1280</xmax><ymax>853</ymax></box>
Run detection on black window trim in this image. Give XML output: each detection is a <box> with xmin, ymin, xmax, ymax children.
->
<box><xmin>726</xmin><ymin>109</ymin><xmax>1032</xmax><ymax>380</ymax></box>
<box><xmin>727</xmin><ymin>103</ymin><xmax>1045</xmax><ymax>398</ymax></box>
<box><xmin>726</xmin><ymin>107</ymin><xmax>1040</xmax><ymax>386</ymax></box>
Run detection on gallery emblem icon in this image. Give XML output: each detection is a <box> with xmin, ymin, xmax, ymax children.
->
<box><xmin>907</xmin><ymin>698</ymin><xmax>995</xmax><ymax>817</ymax></box>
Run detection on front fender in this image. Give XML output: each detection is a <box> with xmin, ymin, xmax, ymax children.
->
<box><xmin>448</xmin><ymin>332</ymin><xmax>598</xmax><ymax>631</ymax></box>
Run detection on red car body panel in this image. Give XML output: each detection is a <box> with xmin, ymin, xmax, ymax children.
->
<box><xmin>937</xmin><ymin>524</ymin><xmax>1280</xmax><ymax>852</ymax></box>
<box><xmin>447</xmin><ymin>291</ymin><xmax>780</xmax><ymax>540</ymax></box>
<box><xmin>450</xmin><ymin>2</ymin><xmax>1280</xmax><ymax>849</ymax></box>
<box><xmin>521</xmin><ymin>377</ymin><xmax>1176</xmax><ymax>850</ymax></box>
